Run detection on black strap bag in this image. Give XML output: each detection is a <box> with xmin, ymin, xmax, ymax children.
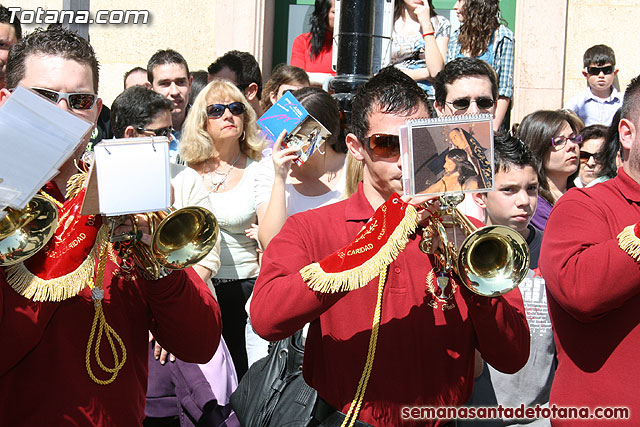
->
<box><xmin>230</xmin><ymin>330</ymin><xmax>317</xmax><ymax>427</ymax></box>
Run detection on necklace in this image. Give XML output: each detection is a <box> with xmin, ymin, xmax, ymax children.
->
<box><xmin>204</xmin><ymin>153</ymin><xmax>241</xmax><ymax>193</ymax></box>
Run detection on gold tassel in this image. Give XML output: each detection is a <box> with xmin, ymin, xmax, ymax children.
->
<box><xmin>66</xmin><ymin>171</ymin><xmax>88</xmax><ymax>200</ymax></box>
<box><xmin>300</xmin><ymin>205</ymin><xmax>419</xmax><ymax>293</ymax></box>
<box><xmin>618</xmin><ymin>224</ymin><xmax>640</xmax><ymax>262</ymax></box>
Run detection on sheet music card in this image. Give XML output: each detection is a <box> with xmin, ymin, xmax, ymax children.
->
<box><xmin>400</xmin><ymin>114</ymin><xmax>494</xmax><ymax>197</ymax></box>
<box><xmin>0</xmin><ymin>86</ymin><xmax>93</xmax><ymax>209</ymax></box>
<box><xmin>93</xmin><ymin>137</ymin><xmax>171</xmax><ymax>216</ymax></box>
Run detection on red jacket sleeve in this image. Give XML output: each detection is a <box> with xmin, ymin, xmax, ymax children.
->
<box><xmin>142</xmin><ymin>268</ymin><xmax>221</xmax><ymax>363</ymax></box>
<box><xmin>290</xmin><ymin>33</ymin><xmax>309</xmax><ymax>69</ymax></box>
<box><xmin>540</xmin><ymin>191</ymin><xmax>640</xmax><ymax>323</ymax></box>
<box><xmin>251</xmin><ymin>214</ymin><xmax>345</xmax><ymax>341</ymax></box>
<box><xmin>463</xmin><ymin>285</ymin><xmax>530</xmax><ymax>373</ymax></box>
<box><xmin>0</xmin><ymin>270</ymin><xmax>59</xmax><ymax>376</ymax></box>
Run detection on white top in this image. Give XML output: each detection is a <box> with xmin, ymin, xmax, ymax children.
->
<box><xmin>170</xmin><ymin>163</ymin><xmax>221</xmax><ymax>275</ymax></box>
<box><xmin>254</xmin><ymin>157</ymin><xmax>347</xmax><ymax>216</ymax></box>
<box><xmin>206</xmin><ymin>158</ymin><xmax>261</xmax><ymax>279</ymax></box>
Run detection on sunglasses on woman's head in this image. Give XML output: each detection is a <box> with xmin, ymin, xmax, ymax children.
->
<box><xmin>586</xmin><ymin>65</ymin><xmax>614</xmax><ymax>76</ymax></box>
<box><xmin>29</xmin><ymin>87</ymin><xmax>97</xmax><ymax>110</ymax></box>
<box><xmin>445</xmin><ymin>97</ymin><xmax>495</xmax><ymax>111</ymax></box>
<box><xmin>550</xmin><ymin>133</ymin><xmax>583</xmax><ymax>148</ymax></box>
<box><xmin>364</xmin><ymin>134</ymin><xmax>400</xmax><ymax>158</ymax></box>
<box><xmin>206</xmin><ymin>102</ymin><xmax>246</xmax><ymax>118</ymax></box>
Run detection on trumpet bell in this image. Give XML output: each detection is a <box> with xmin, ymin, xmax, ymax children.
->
<box><xmin>0</xmin><ymin>195</ymin><xmax>59</xmax><ymax>266</ymax></box>
<box><xmin>456</xmin><ymin>225</ymin><xmax>530</xmax><ymax>297</ymax></box>
<box><xmin>152</xmin><ymin>206</ymin><xmax>219</xmax><ymax>270</ymax></box>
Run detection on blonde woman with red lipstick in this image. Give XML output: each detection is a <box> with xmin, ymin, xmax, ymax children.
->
<box><xmin>516</xmin><ymin>109</ymin><xmax>584</xmax><ymax>230</ymax></box>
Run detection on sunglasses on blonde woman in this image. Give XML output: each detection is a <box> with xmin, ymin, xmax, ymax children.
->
<box><xmin>206</xmin><ymin>102</ymin><xmax>246</xmax><ymax>118</ymax></box>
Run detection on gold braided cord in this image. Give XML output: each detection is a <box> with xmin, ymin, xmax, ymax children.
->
<box><xmin>300</xmin><ymin>205</ymin><xmax>419</xmax><ymax>293</ymax></box>
<box><xmin>340</xmin><ymin>267</ymin><xmax>388</xmax><ymax>427</ymax></box>
<box><xmin>618</xmin><ymin>224</ymin><xmax>640</xmax><ymax>262</ymax></box>
<box><xmin>37</xmin><ymin>189</ymin><xmax>63</xmax><ymax>209</ymax></box>
<box><xmin>5</xmin><ymin>226</ymin><xmax>109</xmax><ymax>302</ymax></box>
<box><xmin>85</xmin><ymin>234</ymin><xmax>127</xmax><ymax>385</ymax></box>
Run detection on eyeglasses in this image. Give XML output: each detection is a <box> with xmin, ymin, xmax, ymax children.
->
<box><xmin>206</xmin><ymin>102</ymin><xmax>246</xmax><ymax>118</ymax></box>
<box><xmin>550</xmin><ymin>133</ymin><xmax>583</xmax><ymax>148</ymax></box>
<box><xmin>586</xmin><ymin>65</ymin><xmax>614</xmax><ymax>76</ymax></box>
<box><xmin>135</xmin><ymin>126</ymin><xmax>174</xmax><ymax>138</ymax></box>
<box><xmin>364</xmin><ymin>133</ymin><xmax>400</xmax><ymax>158</ymax></box>
<box><xmin>579</xmin><ymin>150</ymin><xmax>602</xmax><ymax>163</ymax></box>
<box><xmin>29</xmin><ymin>87</ymin><xmax>97</xmax><ymax>110</ymax></box>
<box><xmin>445</xmin><ymin>97</ymin><xmax>495</xmax><ymax>111</ymax></box>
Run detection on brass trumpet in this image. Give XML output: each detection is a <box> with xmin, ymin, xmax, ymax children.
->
<box><xmin>0</xmin><ymin>195</ymin><xmax>58</xmax><ymax>266</ymax></box>
<box><xmin>422</xmin><ymin>194</ymin><xmax>530</xmax><ymax>297</ymax></box>
<box><xmin>110</xmin><ymin>206</ymin><xmax>219</xmax><ymax>280</ymax></box>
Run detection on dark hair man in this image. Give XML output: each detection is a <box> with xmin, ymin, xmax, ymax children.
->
<box><xmin>0</xmin><ymin>26</ymin><xmax>219</xmax><ymax>425</ymax></box>
<box><xmin>251</xmin><ymin>66</ymin><xmax>529</xmax><ymax>427</ymax></box>
<box><xmin>124</xmin><ymin>66</ymin><xmax>151</xmax><ymax>89</ymax></box>
<box><xmin>434</xmin><ymin>57</ymin><xmax>499</xmax><ymax>120</ymax></box>
<box><xmin>208</xmin><ymin>50</ymin><xmax>263</xmax><ymax>115</ymax></box>
<box><xmin>147</xmin><ymin>49</ymin><xmax>192</xmax><ymax>163</ymax></box>
<box><xmin>540</xmin><ymin>75</ymin><xmax>640</xmax><ymax>423</ymax></box>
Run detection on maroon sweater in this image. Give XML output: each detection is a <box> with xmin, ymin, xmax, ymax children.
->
<box><xmin>0</xmin><ymin>264</ymin><xmax>220</xmax><ymax>426</ymax></box>
<box><xmin>541</xmin><ymin>167</ymin><xmax>640</xmax><ymax>425</ymax></box>
<box><xmin>251</xmin><ymin>186</ymin><xmax>529</xmax><ymax>426</ymax></box>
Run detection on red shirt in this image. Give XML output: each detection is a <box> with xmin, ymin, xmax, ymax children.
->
<box><xmin>0</xmin><ymin>262</ymin><xmax>220</xmax><ymax>425</ymax></box>
<box><xmin>251</xmin><ymin>185</ymin><xmax>529</xmax><ymax>426</ymax></box>
<box><xmin>540</xmin><ymin>167</ymin><xmax>640</xmax><ymax>425</ymax></box>
<box><xmin>290</xmin><ymin>32</ymin><xmax>336</xmax><ymax>75</ymax></box>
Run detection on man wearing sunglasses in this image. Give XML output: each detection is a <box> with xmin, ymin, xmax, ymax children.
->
<box><xmin>564</xmin><ymin>44</ymin><xmax>623</xmax><ymax>127</ymax></box>
<box><xmin>251</xmin><ymin>66</ymin><xmax>529</xmax><ymax>427</ymax></box>
<box><xmin>434</xmin><ymin>57</ymin><xmax>498</xmax><ymax>126</ymax></box>
<box><xmin>0</xmin><ymin>26</ymin><xmax>220</xmax><ymax>426</ymax></box>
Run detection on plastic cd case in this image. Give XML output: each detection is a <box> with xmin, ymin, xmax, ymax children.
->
<box><xmin>399</xmin><ymin>114</ymin><xmax>494</xmax><ymax>196</ymax></box>
<box><xmin>257</xmin><ymin>91</ymin><xmax>332</xmax><ymax>166</ymax></box>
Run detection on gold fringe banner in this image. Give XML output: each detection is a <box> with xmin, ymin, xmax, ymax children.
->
<box><xmin>618</xmin><ymin>224</ymin><xmax>640</xmax><ymax>262</ymax></box>
<box><xmin>300</xmin><ymin>204</ymin><xmax>419</xmax><ymax>293</ymax></box>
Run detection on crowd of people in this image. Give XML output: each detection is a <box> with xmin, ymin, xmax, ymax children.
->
<box><xmin>0</xmin><ymin>0</ymin><xmax>638</xmax><ymax>426</ymax></box>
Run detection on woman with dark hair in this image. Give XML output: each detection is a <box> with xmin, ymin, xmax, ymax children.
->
<box><xmin>391</xmin><ymin>0</ymin><xmax>449</xmax><ymax>102</ymax></box>
<box><xmin>447</xmin><ymin>0</ymin><xmax>514</xmax><ymax>131</ymax></box>
<box><xmin>517</xmin><ymin>109</ymin><xmax>583</xmax><ymax>230</ymax></box>
<box><xmin>425</xmin><ymin>148</ymin><xmax>479</xmax><ymax>193</ymax></box>
<box><xmin>244</xmin><ymin>87</ymin><xmax>347</xmax><ymax>364</ymax></box>
<box><xmin>256</xmin><ymin>87</ymin><xmax>347</xmax><ymax>249</ymax></box>
<box><xmin>260</xmin><ymin>64</ymin><xmax>310</xmax><ymax>112</ymax></box>
<box><xmin>574</xmin><ymin>124</ymin><xmax>615</xmax><ymax>188</ymax></box>
<box><xmin>290</xmin><ymin>0</ymin><xmax>336</xmax><ymax>86</ymax></box>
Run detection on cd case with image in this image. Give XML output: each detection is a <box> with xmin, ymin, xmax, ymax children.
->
<box><xmin>257</xmin><ymin>91</ymin><xmax>332</xmax><ymax>166</ymax></box>
<box><xmin>399</xmin><ymin>114</ymin><xmax>494</xmax><ymax>196</ymax></box>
